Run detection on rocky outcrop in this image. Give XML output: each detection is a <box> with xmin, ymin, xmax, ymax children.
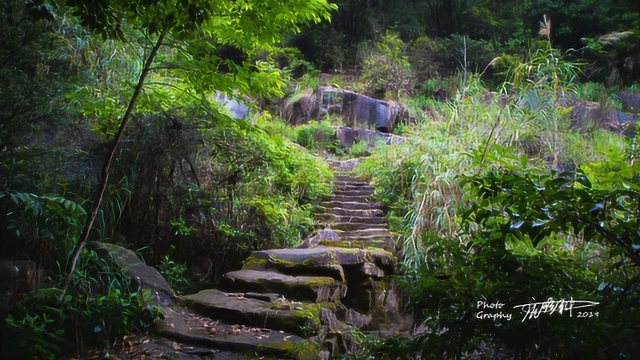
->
<box><xmin>284</xmin><ymin>87</ymin><xmax>409</xmax><ymax>133</ymax></box>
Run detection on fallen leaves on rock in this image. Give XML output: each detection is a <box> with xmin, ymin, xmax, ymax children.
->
<box><xmin>183</xmin><ymin>312</ymin><xmax>274</xmax><ymax>339</ymax></box>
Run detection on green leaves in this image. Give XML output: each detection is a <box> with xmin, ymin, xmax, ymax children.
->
<box><xmin>1</xmin><ymin>191</ymin><xmax>87</xmax><ymax>270</ymax></box>
<box><xmin>462</xmin><ymin>149</ymin><xmax>640</xmax><ymax>266</ymax></box>
<box><xmin>2</xmin><ymin>249</ymin><xmax>158</xmax><ymax>358</ymax></box>
<box><xmin>361</xmin><ymin>31</ymin><xmax>416</xmax><ymax>98</ymax></box>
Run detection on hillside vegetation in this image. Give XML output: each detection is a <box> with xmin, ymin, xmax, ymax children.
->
<box><xmin>1</xmin><ymin>0</ymin><xmax>639</xmax><ymax>359</ymax></box>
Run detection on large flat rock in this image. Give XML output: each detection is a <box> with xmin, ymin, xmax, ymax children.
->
<box><xmin>179</xmin><ymin>289</ymin><xmax>318</xmax><ymax>336</ymax></box>
<box><xmin>221</xmin><ymin>269</ymin><xmax>346</xmax><ymax>302</ymax></box>
<box><xmin>250</xmin><ymin>246</ymin><xmax>395</xmax><ymax>272</ymax></box>
<box><xmin>156</xmin><ymin>307</ymin><xmax>309</xmax><ymax>357</ymax></box>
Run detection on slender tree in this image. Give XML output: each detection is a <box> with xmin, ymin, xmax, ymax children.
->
<box><xmin>62</xmin><ymin>0</ymin><xmax>336</xmax><ymax>291</ymax></box>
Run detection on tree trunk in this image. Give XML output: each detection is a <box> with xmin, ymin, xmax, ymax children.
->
<box><xmin>62</xmin><ymin>33</ymin><xmax>166</xmax><ymax>294</ymax></box>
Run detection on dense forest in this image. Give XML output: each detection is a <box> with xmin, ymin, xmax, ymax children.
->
<box><xmin>1</xmin><ymin>0</ymin><xmax>639</xmax><ymax>358</ymax></box>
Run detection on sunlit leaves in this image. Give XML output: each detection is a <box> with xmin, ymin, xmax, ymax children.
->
<box><xmin>65</xmin><ymin>0</ymin><xmax>336</xmax><ymax>125</ymax></box>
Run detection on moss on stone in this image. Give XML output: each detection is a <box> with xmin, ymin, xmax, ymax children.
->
<box><xmin>242</xmin><ymin>255</ymin><xmax>269</xmax><ymax>269</ymax></box>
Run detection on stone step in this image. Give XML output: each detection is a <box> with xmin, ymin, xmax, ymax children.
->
<box><xmin>335</xmin><ymin>228</ymin><xmax>392</xmax><ymax>238</ymax></box>
<box><xmin>156</xmin><ymin>307</ymin><xmax>308</xmax><ymax>357</ymax></box>
<box><xmin>326</xmin><ymin>195</ymin><xmax>374</xmax><ymax>203</ymax></box>
<box><xmin>335</xmin><ymin>182</ymin><xmax>371</xmax><ymax>190</ymax></box>
<box><xmin>332</xmin><ymin>183</ymin><xmax>370</xmax><ymax>191</ymax></box>
<box><xmin>331</xmin><ymin>222</ymin><xmax>388</xmax><ymax>231</ymax></box>
<box><xmin>335</xmin><ymin>176</ymin><xmax>369</xmax><ymax>185</ymax></box>
<box><xmin>178</xmin><ymin>289</ymin><xmax>317</xmax><ymax>336</ymax></box>
<box><xmin>317</xmin><ymin>238</ymin><xmax>395</xmax><ymax>252</ymax></box>
<box><xmin>338</xmin><ymin>233</ymin><xmax>393</xmax><ymax>242</ymax></box>
<box><xmin>333</xmin><ymin>188</ymin><xmax>375</xmax><ymax>196</ymax></box>
<box><xmin>248</xmin><ymin>246</ymin><xmax>396</xmax><ymax>273</ymax></box>
<box><xmin>316</xmin><ymin>214</ymin><xmax>387</xmax><ymax>224</ymax></box>
<box><xmin>221</xmin><ymin>269</ymin><xmax>347</xmax><ymax>303</ymax></box>
<box><xmin>335</xmin><ymin>183</ymin><xmax>374</xmax><ymax>191</ymax></box>
<box><xmin>322</xmin><ymin>207</ymin><xmax>385</xmax><ymax>217</ymax></box>
<box><xmin>320</xmin><ymin>200</ymin><xmax>382</xmax><ymax>210</ymax></box>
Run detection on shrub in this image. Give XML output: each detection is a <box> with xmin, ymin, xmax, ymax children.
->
<box><xmin>1</xmin><ymin>249</ymin><xmax>157</xmax><ymax>359</ymax></box>
<box><xmin>408</xmin><ymin>36</ymin><xmax>449</xmax><ymax>84</ymax></box>
<box><xmin>360</xmin><ymin>32</ymin><xmax>416</xmax><ymax>99</ymax></box>
<box><xmin>295</xmin><ymin>120</ymin><xmax>342</xmax><ymax>155</ymax></box>
<box><xmin>0</xmin><ymin>192</ymin><xmax>86</xmax><ymax>273</ymax></box>
<box><xmin>349</xmin><ymin>140</ymin><xmax>370</xmax><ymax>158</ymax></box>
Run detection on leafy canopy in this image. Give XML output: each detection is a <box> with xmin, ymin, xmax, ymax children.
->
<box><xmin>67</xmin><ymin>0</ymin><xmax>336</xmax><ymax>45</ymax></box>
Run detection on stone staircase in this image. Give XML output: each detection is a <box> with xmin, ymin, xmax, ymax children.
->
<box><xmin>317</xmin><ymin>173</ymin><xmax>395</xmax><ymax>253</ymax></box>
<box><xmin>151</xmin><ymin>162</ymin><xmax>409</xmax><ymax>359</ymax></box>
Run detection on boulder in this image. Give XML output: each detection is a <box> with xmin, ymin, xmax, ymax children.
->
<box><xmin>284</xmin><ymin>87</ymin><xmax>409</xmax><ymax>133</ymax></box>
<box><xmin>616</xmin><ymin>92</ymin><xmax>640</xmax><ymax>113</ymax></box>
<box><xmin>87</xmin><ymin>242</ymin><xmax>175</xmax><ymax>307</ymax></box>
<box><xmin>345</xmin><ymin>308</ymin><xmax>372</xmax><ymax>328</ymax></box>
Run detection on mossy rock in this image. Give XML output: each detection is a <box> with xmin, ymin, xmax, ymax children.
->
<box><xmin>179</xmin><ymin>289</ymin><xmax>317</xmax><ymax>336</ymax></box>
<box><xmin>155</xmin><ymin>307</ymin><xmax>314</xmax><ymax>358</ymax></box>
<box><xmin>221</xmin><ymin>269</ymin><xmax>347</xmax><ymax>302</ymax></box>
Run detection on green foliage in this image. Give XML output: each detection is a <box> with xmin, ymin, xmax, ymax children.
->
<box><xmin>0</xmin><ymin>191</ymin><xmax>86</xmax><ymax>271</ymax></box>
<box><xmin>368</xmin><ymin>143</ymin><xmax>640</xmax><ymax>359</ymax></box>
<box><xmin>503</xmin><ymin>44</ymin><xmax>582</xmax><ymax>95</ymax></box>
<box><xmin>0</xmin><ymin>0</ymin><xmax>77</xmax><ymax>150</ymax></box>
<box><xmin>408</xmin><ymin>37</ymin><xmax>448</xmax><ymax>84</ymax></box>
<box><xmin>355</xmin><ymin>120</ymin><xmax>475</xmax><ymax>266</ymax></box>
<box><xmin>2</xmin><ymin>249</ymin><xmax>157</xmax><ymax>359</ymax></box>
<box><xmin>114</xmin><ymin>112</ymin><xmax>332</xmax><ymax>283</ymax></box>
<box><xmin>582</xmin><ymin>29</ymin><xmax>640</xmax><ymax>86</ymax></box>
<box><xmin>294</xmin><ymin>120</ymin><xmax>341</xmax><ymax>154</ymax></box>
<box><xmin>490</xmin><ymin>53</ymin><xmax>520</xmax><ymax>82</ymax></box>
<box><xmin>421</xmin><ymin>76</ymin><xmax>449</xmax><ymax>94</ymax></box>
<box><xmin>465</xmin><ymin>144</ymin><xmax>640</xmax><ymax>266</ymax></box>
<box><xmin>360</xmin><ymin>32</ymin><xmax>415</xmax><ymax>99</ymax></box>
<box><xmin>349</xmin><ymin>141</ymin><xmax>370</xmax><ymax>158</ymax></box>
<box><xmin>521</xmin><ymin>0</ymin><xmax>626</xmax><ymax>50</ymax></box>
<box><xmin>157</xmin><ymin>250</ymin><xmax>192</xmax><ymax>296</ymax></box>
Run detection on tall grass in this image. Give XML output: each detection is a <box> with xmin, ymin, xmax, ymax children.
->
<box><xmin>356</xmin><ymin>43</ymin><xmax>625</xmax><ymax>269</ymax></box>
